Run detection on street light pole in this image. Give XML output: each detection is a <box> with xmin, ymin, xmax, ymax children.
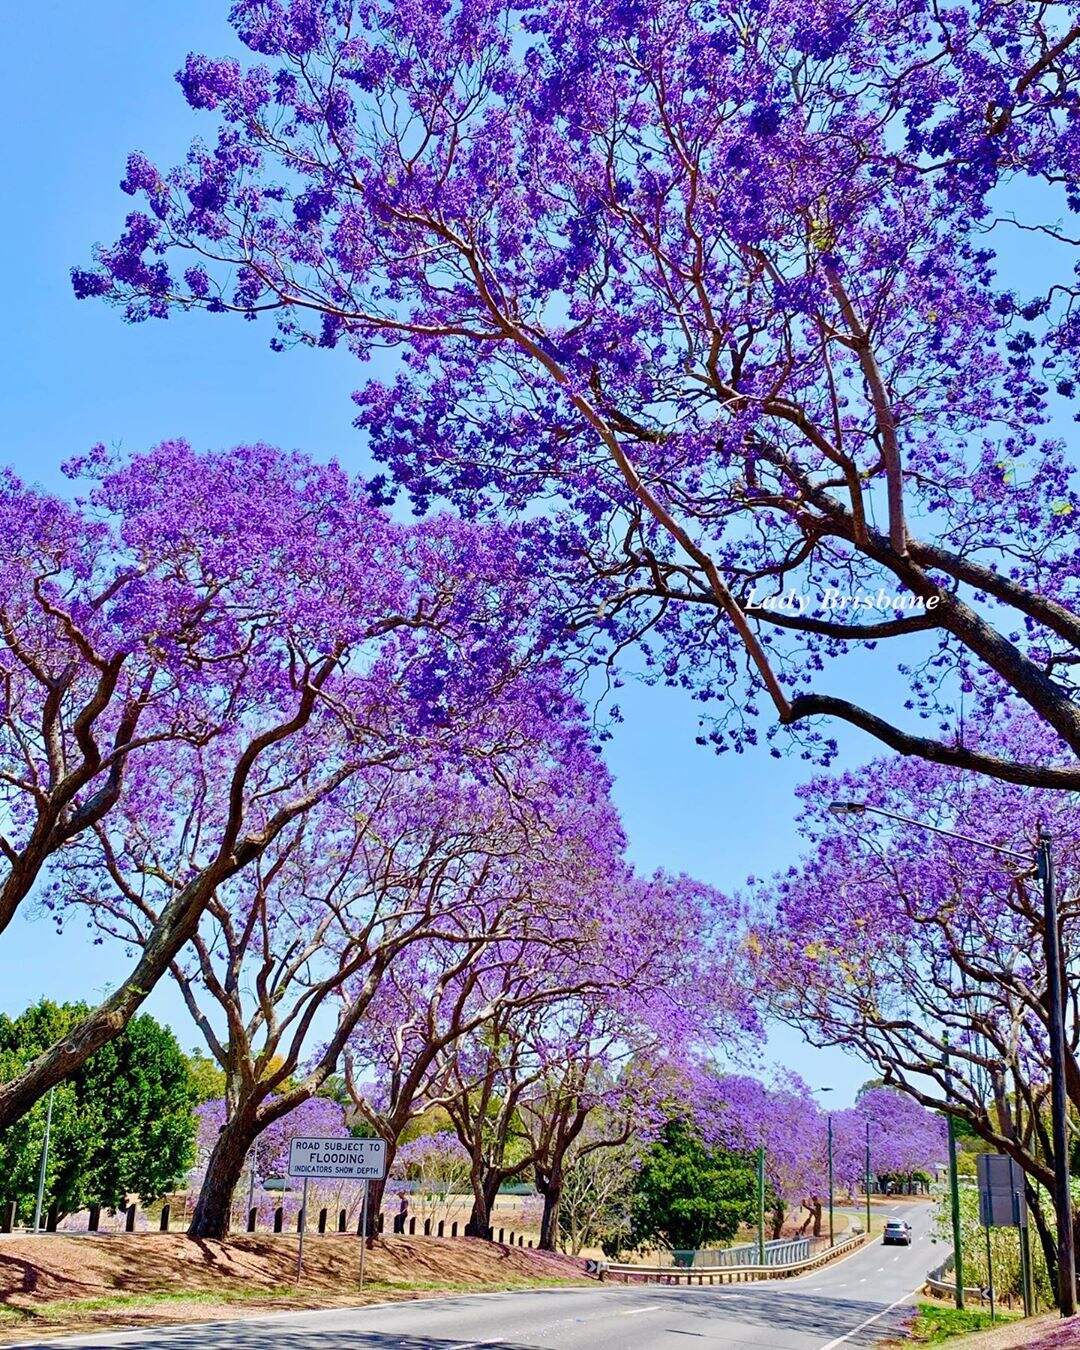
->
<box><xmin>1038</xmin><ymin>832</ymin><xmax>1077</xmax><ymax>1317</ymax></box>
<box><xmin>247</xmin><ymin>1137</ymin><xmax>258</xmax><ymax>1219</ymax></box>
<box><xmin>811</xmin><ymin>1085</ymin><xmax>835</xmax><ymax>1248</ymax></box>
<box><xmin>757</xmin><ymin>1146</ymin><xmax>766</xmax><ymax>1266</ymax></box>
<box><xmin>865</xmin><ymin>1119</ymin><xmax>871</xmax><ymax>1238</ymax></box>
<box><xmin>33</xmin><ymin>1086</ymin><xmax>55</xmax><ymax>1234</ymax></box>
<box><xmin>945</xmin><ymin>1044</ymin><xmax>964</xmax><ymax>1311</ymax></box>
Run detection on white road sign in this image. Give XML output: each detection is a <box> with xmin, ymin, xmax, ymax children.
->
<box><xmin>288</xmin><ymin>1136</ymin><xmax>387</xmax><ymax>1180</ymax></box>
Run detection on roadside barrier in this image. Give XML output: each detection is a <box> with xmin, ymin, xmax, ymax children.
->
<box><xmin>604</xmin><ymin>1233</ymin><xmax>868</xmax><ymax>1284</ymax></box>
<box><xmin>668</xmin><ymin>1236</ymin><xmax>815</xmax><ymax>1268</ymax></box>
<box><xmin>924</xmin><ymin>1253</ymin><xmax>1006</xmax><ymax>1308</ymax></box>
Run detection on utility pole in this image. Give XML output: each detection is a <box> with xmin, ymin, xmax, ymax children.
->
<box><xmin>827</xmin><ymin>1113</ymin><xmax>835</xmax><ymax>1248</ymax></box>
<box><xmin>32</xmin><ymin>1086</ymin><xmax>55</xmax><ymax>1234</ymax></box>
<box><xmin>1038</xmin><ymin>833</ymin><xmax>1077</xmax><ymax>1317</ymax></box>
<box><xmin>757</xmin><ymin>1146</ymin><xmax>766</xmax><ymax>1265</ymax></box>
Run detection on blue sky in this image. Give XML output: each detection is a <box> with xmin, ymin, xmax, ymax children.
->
<box><xmin>1</xmin><ymin>0</ymin><xmax>938</xmax><ymax>1105</ymax></box>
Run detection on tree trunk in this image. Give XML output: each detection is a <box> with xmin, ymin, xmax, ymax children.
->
<box><xmin>538</xmin><ymin>1183</ymin><xmax>562</xmax><ymax>1252</ymax></box>
<box><xmin>1027</xmin><ymin>1181</ymin><xmax>1060</xmax><ymax>1303</ymax></box>
<box><xmin>366</xmin><ymin>1176</ymin><xmax>387</xmax><ymax>1236</ymax></box>
<box><xmin>0</xmin><ymin>873</ymin><xmax>214</xmax><ymax>1129</ymax></box>
<box><xmin>770</xmin><ymin>1203</ymin><xmax>784</xmax><ymax>1241</ymax></box>
<box><xmin>188</xmin><ymin>1108</ymin><xmax>260</xmax><ymax>1239</ymax></box>
<box><xmin>364</xmin><ymin>1143</ymin><xmax>398</xmax><ymax>1239</ymax></box>
<box><xmin>465</xmin><ymin>1171</ymin><xmax>500</xmax><ymax>1237</ymax></box>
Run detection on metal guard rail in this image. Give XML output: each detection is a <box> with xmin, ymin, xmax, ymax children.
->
<box><xmin>924</xmin><ymin>1253</ymin><xmax>990</xmax><ymax>1306</ymax></box>
<box><xmin>604</xmin><ymin>1233</ymin><xmax>867</xmax><ymax>1284</ymax></box>
<box><xmin>673</xmin><ymin>1236</ymin><xmax>812</xmax><ymax>1268</ymax></box>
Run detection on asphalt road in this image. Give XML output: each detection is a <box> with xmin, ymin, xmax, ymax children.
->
<box><xmin>13</xmin><ymin>1202</ymin><xmax>939</xmax><ymax>1350</ymax></box>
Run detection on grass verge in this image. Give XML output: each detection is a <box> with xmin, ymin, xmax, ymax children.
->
<box><xmin>906</xmin><ymin>1301</ymin><xmax>1021</xmax><ymax>1343</ymax></box>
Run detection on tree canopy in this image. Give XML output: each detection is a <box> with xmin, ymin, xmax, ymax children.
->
<box><xmin>76</xmin><ymin>0</ymin><xmax>1080</xmax><ymax>788</ymax></box>
<box><xmin>0</xmin><ymin>1001</ymin><xmax>196</xmax><ymax>1219</ymax></box>
<box><xmin>629</xmin><ymin>1119</ymin><xmax>757</xmax><ymax>1253</ymax></box>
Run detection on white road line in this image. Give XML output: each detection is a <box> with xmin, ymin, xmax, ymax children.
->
<box><xmin>818</xmin><ymin>1284</ymin><xmax>923</xmax><ymax>1350</ymax></box>
<box><xmin>618</xmin><ymin>1305</ymin><xmax>663</xmax><ymax>1316</ymax></box>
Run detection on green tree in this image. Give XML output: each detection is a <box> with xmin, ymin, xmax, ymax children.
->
<box><xmin>317</xmin><ymin>1074</ymin><xmax>350</xmax><ymax>1106</ymax></box>
<box><xmin>0</xmin><ymin>1001</ymin><xmax>197</xmax><ymax>1220</ymax></box>
<box><xmin>184</xmin><ymin>1049</ymin><xmax>226</xmax><ymax>1105</ymax></box>
<box><xmin>629</xmin><ymin>1119</ymin><xmax>757</xmax><ymax>1254</ymax></box>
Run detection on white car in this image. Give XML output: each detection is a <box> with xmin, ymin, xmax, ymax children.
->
<box><xmin>883</xmin><ymin>1220</ymin><xmax>912</xmax><ymax>1246</ymax></box>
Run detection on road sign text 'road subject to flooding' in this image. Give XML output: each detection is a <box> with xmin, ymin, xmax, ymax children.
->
<box><xmin>288</xmin><ymin>1137</ymin><xmax>388</xmax><ymax>1180</ymax></box>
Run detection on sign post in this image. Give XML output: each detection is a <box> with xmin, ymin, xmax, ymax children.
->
<box><xmin>359</xmin><ymin>1180</ymin><xmax>370</xmax><ymax>1290</ymax></box>
<box><xmin>977</xmin><ymin>1155</ymin><xmax>1030</xmax><ymax>1318</ymax></box>
<box><xmin>288</xmin><ymin>1137</ymin><xmax>387</xmax><ymax>1290</ymax></box>
<box><xmin>296</xmin><ymin>1176</ymin><xmax>309</xmax><ymax>1282</ymax></box>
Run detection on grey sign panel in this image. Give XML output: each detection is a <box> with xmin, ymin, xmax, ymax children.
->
<box><xmin>977</xmin><ymin>1153</ymin><xmax>1027</xmax><ymax>1227</ymax></box>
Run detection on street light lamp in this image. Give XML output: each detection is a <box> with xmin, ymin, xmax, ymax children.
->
<box><xmin>828</xmin><ymin>799</ymin><xmax>1077</xmax><ymax>1317</ymax></box>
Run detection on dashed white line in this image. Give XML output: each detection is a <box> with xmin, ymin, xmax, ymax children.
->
<box><xmin>618</xmin><ymin>1305</ymin><xmax>663</xmax><ymax>1316</ymax></box>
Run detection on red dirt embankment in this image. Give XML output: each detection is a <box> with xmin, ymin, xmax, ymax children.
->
<box><xmin>0</xmin><ymin>1232</ymin><xmax>593</xmax><ymax>1342</ymax></box>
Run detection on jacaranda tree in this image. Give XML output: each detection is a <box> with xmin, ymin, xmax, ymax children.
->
<box><xmin>754</xmin><ymin>720</ymin><xmax>1077</xmax><ymax>1285</ymax></box>
<box><xmin>77</xmin><ymin>0</ymin><xmax>1080</xmax><ymax>787</ymax></box>
<box><xmin>0</xmin><ymin>441</ymin><xmax>572</xmax><ymax>1133</ymax></box>
<box><xmin>711</xmin><ymin>1074</ymin><xmax>944</xmax><ymax>1237</ymax></box>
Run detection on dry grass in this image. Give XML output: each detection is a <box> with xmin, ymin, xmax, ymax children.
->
<box><xmin>0</xmin><ymin>1232</ymin><xmax>592</xmax><ymax>1341</ymax></box>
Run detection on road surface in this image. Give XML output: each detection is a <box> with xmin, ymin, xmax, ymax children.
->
<box><xmin>12</xmin><ymin>1202</ymin><xmax>939</xmax><ymax>1350</ymax></box>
